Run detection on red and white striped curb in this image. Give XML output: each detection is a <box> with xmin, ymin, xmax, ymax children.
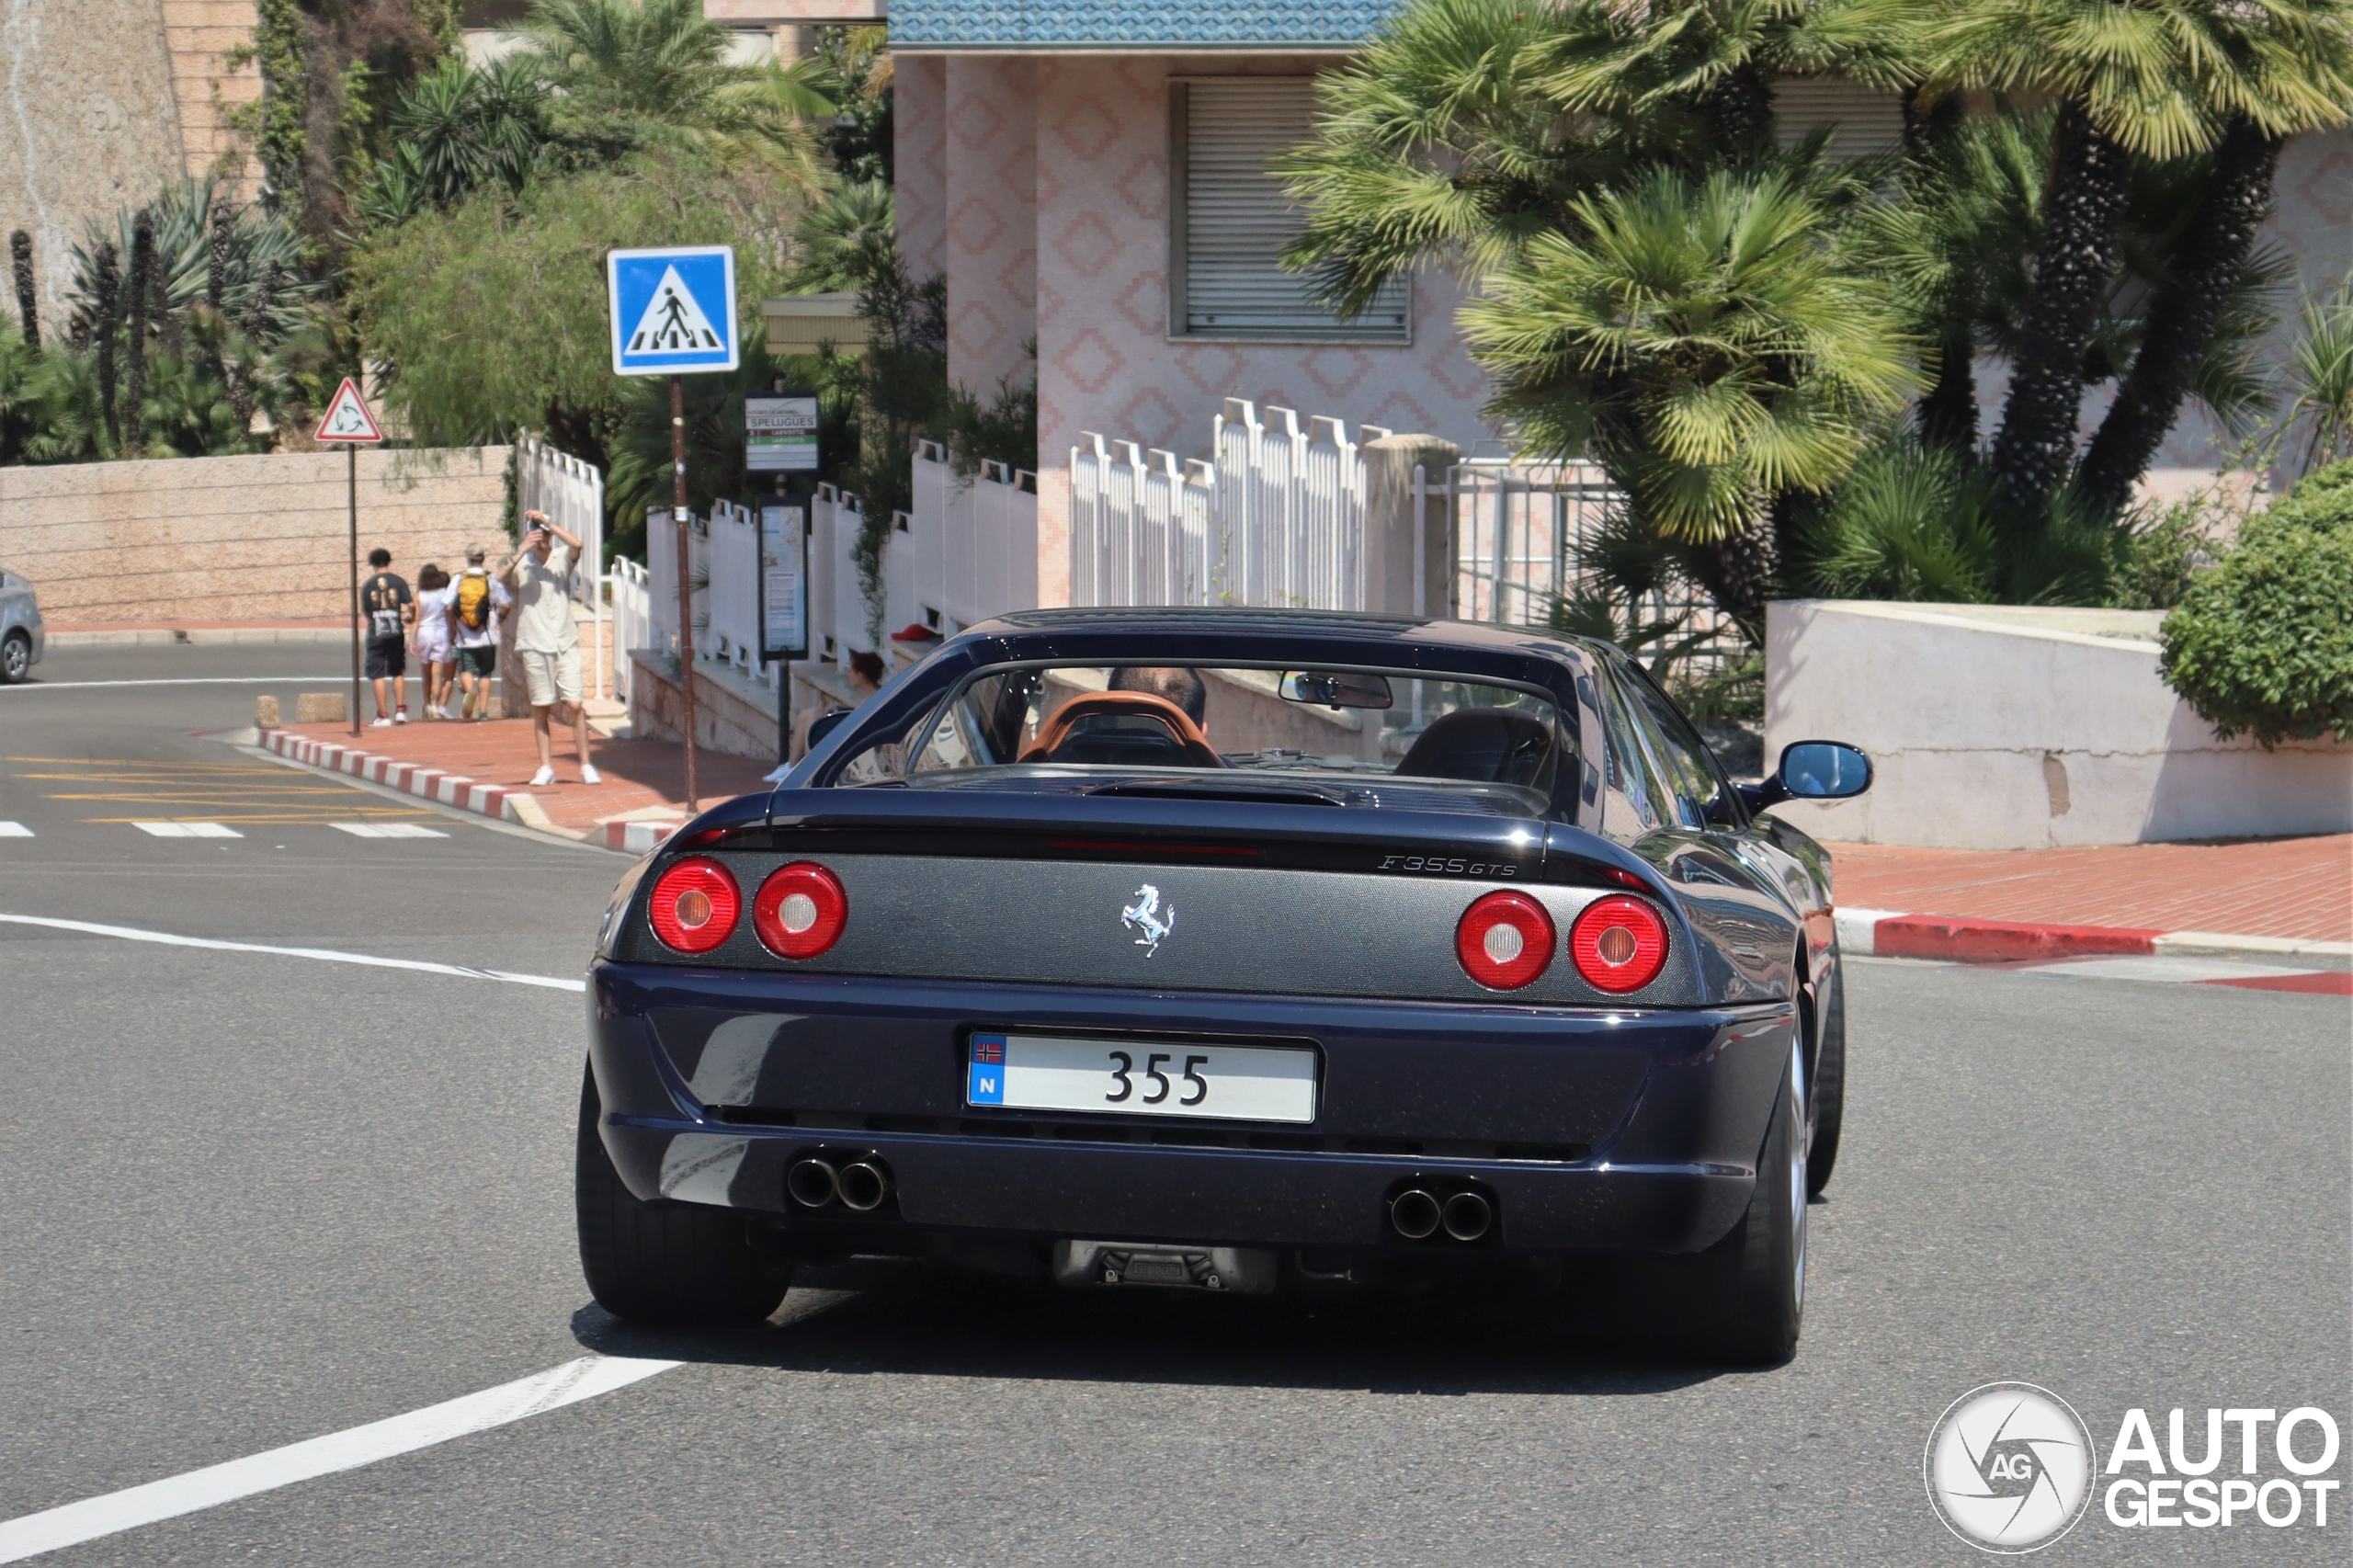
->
<box><xmin>1834</xmin><ymin>907</ymin><xmax>2350</xmax><ymax>964</ymax></box>
<box><xmin>264</xmin><ymin>729</ymin><xmax>533</xmax><ymax>824</ymax></box>
<box><xmin>261</xmin><ymin>730</ymin><xmax>685</xmax><ymax>851</ymax></box>
<box><xmin>604</xmin><ymin>819</ymin><xmax>682</xmax><ymax>853</ymax></box>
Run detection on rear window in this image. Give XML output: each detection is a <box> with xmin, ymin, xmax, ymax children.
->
<box><xmin>859</xmin><ymin>663</ymin><xmax>1572</xmax><ymax>808</ymax></box>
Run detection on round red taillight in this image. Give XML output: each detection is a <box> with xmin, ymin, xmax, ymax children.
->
<box><xmin>1455</xmin><ymin>891</ymin><xmax>1556</xmax><ymax>990</ymax></box>
<box><xmin>647</xmin><ymin>857</ymin><xmax>740</xmax><ymax>954</ymax></box>
<box><xmin>1569</xmin><ymin>894</ymin><xmax>1670</xmax><ymax>994</ymax></box>
<box><xmin>754</xmin><ymin>860</ymin><xmax>847</xmax><ymax>959</ymax></box>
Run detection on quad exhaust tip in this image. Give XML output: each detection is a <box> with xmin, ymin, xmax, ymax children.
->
<box><xmin>836</xmin><ymin>1159</ymin><xmax>893</xmax><ymax>1211</ymax></box>
<box><xmin>1441</xmin><ymin>1190</ymin><xmax>1492</xmax><ymax>1243</ymax></box>
<box><xmin>786</xmin><ymin>1157</ymin><xmax>839</xmax><ymax>1209</ymax></box>
<box><xmin>1390</xmin><ymin>1188</ymin><xmax>1441</xmax><ymax>1240</ymax></box>
<box><xmin>1389</xmin><ymin>1187</ymin><xmax>1494</xmax><ymax>1243</ymax></box>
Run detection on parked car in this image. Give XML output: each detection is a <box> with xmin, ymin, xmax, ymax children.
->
<box><xmin>0</xmin><ymin>567</ymin><xmax>42</xmax><ymax>684</ymax></box>
<box><xmin>578</xmin><ymin>609</ymin><xmax>1871</xmax><ymax>1361</ymax></box>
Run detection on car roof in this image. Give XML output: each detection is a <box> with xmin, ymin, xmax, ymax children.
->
<box><xmin>962</xmin><ymin>607</ymin><xmax>1597</xmax><ymax>671</ymax></box>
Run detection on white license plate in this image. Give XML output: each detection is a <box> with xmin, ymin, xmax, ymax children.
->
<box><xmin>966</xmin><ymin>1032</ymin><xmax>1318</xmax><ymax>1124</ymax></box>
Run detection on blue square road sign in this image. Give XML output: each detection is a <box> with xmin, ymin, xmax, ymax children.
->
<box><xmin>608</xmin><ymin>245</ymin><xmax>739</xmax><ymax>376</ymax></box>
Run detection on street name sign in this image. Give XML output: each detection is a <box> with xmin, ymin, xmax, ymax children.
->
<box><xmin>745</xmin><ymin>392</ymin><xmax>820</xmax><ymax>472</ymax></box>
<box><xmin>608</xmin><ymin>245</ymin><xmax>739</xmax><ymax>376</ymax></box>
<box><xmin>313</xmin><ymin>378</ymin><xmax>384</xmax><ymax>444</ymax></box>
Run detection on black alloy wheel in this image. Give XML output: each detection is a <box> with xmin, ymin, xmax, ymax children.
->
<box><xmin>575</xmin><ymin>1061</ymin><xmax>793</xmax><ymax>1325</ymax></box>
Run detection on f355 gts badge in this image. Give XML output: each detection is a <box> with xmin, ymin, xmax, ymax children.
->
<box><xmin>1120</xmin><ymin>883</ymin><xmax>1176</xmax><ymax>957</ymax></box>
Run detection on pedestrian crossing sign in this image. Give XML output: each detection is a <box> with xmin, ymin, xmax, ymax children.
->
<box><xmin>608</xmin><ymin>245</ymin><xmax>738</xmax><ymax>376</ymax></box>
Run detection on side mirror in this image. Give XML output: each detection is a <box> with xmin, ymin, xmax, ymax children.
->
<box><xmin>1778</xmin><ymin>740</ymin><xmax>1871</xmax><ymax>800</ymax></box>
<box><xmin>805</xmin><ymin>704</ymin><xmax>855</xmax><ymax>751</ymax></box>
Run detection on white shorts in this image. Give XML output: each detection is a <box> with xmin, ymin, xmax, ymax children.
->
<box><xmin>415</xmin><ymin>634</ymin><xmax>451</xmax><ymax>665</ymax></box>
<box><xmin>518</xmin><ymin>645</ymin><xmax>582</xmax><ymax>708</ymax></box>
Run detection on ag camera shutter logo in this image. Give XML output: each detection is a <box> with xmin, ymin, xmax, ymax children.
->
<box><xmin>1925</xmin><ymin>1382</ymin><xmax>2097</xmax><ymax>1552</ymax></box>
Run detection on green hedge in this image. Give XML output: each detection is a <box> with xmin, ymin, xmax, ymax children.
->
<box><xmin>2158</xmin><ymin>460</ymin><xmax>2353</xmax><ymax>748</ymax></box>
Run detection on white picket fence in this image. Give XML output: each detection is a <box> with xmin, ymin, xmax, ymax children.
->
<box><xmin>514</xmin><ymin>432</ymin><xmax>609</xmax><ymax>699</ymax></box>
<box><xmin>911</xmin><ymin>442</ymin><xmax>1040</xmax><ymax>633</ymax></box>
<box><xmin>1070</xmin><ymin>399</ymin><xmax>1391</xmax><ymax>611</ymax></box>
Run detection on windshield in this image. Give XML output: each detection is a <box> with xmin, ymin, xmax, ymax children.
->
<box><xmin>894</xmin><ymin>663</ymin><xmax>1569</xmax><ymax>802</ymax></box>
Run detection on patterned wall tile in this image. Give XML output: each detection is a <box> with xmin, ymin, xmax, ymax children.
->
<box><xmin>894</xmin><ymin>54</ymin><xmax>949</xmax><ymax>281</ymax></box>
<box><xmin>945</xmin><ymin>57</ymin><xmax>1038</xmax><ymax>396</ymax></box>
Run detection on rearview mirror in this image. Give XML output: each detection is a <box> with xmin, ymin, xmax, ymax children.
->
<box><xmin>1778</xmin><ymin>741</ymin><xmax>1871</xmax><ymax>800</ymax></box>
<box><xmin>1279</xmin><ymin>670</ymin><xmax>1393</xmax><ymax>710</ymax></box>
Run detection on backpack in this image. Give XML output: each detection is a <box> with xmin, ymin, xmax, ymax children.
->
<box><xmin>453</xmin><ymin>571</ymin><xmax>494</xmax><ymax>631</ymax></box>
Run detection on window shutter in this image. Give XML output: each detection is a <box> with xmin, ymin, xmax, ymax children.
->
<box><xmin>1773</xmin><ymin>79</ymin><xmax>1904</xmax><ymax>158</ymax></box>
<box><xmin>1179</xmin><ymin>79</ymin><xmax>1410</xmax><ymax>340</ymax></box>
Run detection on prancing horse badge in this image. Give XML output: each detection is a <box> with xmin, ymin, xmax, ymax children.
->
<box><xmin>1120</xmin><ymin>883</ymin><xmax>1175</xmax><ymax>957</ymax></box>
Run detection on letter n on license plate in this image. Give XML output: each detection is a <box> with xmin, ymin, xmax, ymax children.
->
<box><xmin>966</xmin><ymin>1032</ymin><xmax>1317</xmax><ymax>1124</ymax></box>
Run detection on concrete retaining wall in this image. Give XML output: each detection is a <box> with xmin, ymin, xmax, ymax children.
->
<box><xmin>1765</xmin><ymin>600</ymin><xmax>2353</xmax><ymax>848</ymax></box>
<box><xmin>0</xmin><ymin>447</ymin><xmax>511</xmax><ymax>623</ymax></box>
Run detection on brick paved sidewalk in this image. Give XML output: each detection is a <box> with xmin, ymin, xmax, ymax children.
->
<box><xmin>1826</xmin><ymin>835</ymin><xmax>2353</xmax><ymax>944</ymax></box>
<box><xmin>276</xmin><ymin>717</ymin><xmax>776</xmax><ymax>838</ymax></box>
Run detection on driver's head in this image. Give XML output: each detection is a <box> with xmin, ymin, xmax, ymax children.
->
<box><xmin>1110</xmin><ymin>665</ymin><xmax>1207</xmax><ymax>726</ymax></box>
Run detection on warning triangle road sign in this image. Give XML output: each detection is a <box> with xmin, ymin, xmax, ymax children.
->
<box><xmin>625</xmin><ymin>266</ymin><xmax>725</xmax><ymax>355</ymax></box>
<box><xmin>313</xmin><ymin>378</ymin><xmax>385</xmax><ymax>444</ymax></box>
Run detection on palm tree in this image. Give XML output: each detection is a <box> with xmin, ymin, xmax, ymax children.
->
<box><xmin>1462</xmin><ymin>166</ymin><xmax>1922</xmax><ymax>627</ymax></box>
<box><xmin>2281</xmin><ymin>280</ymin><xmax>2353</xmax><ymax>475</ymax></box>
<box><xmin>509</xmin><ymin>0</ymin><xmax>835</xmax><ymax>196</ymax></box>
<box><xmin>1926</xmin><ymin>0</ymin><xmax>2353</xmax><ymax>519</ymax></box>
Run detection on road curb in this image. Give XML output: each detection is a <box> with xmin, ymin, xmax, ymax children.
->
<box><xmin>48</xmin><ymin>627</ymin><xmax>349</xmax><ymax>647</ymax></box>
<box><xmin>256</xmin><ymin>729</ymin><xmax>681</xmax><ymax>850</ymax></box>
<box><xmin>1835</xmin><ymin>905</ymin><xmax>2351</xmax><ymax>963</ymax></box>
<box><xmin>260</xmin><ymin>728</ymin><xmax>542</xmax><ymax>830</ymax></box>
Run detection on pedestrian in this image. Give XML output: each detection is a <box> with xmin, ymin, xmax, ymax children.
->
<box><xmin>412</xmin><ymin>562</ymin><xmax>455</xmax><ymax>719</ymax></box>
<box><xmin>358</xmin><ymin>546</ymin><xmax>412</xmax><ymax>726</ymax></box>
<box><xmin>447</xmin><ymin>544</ymin><xmax>510</xmax><ymax>721</ymax></box>
<box><xmin>848</xmin><ymin>648</ymin><xmax>885</xmax><ymax>701</ymax></box>
<box><xmin>507</xmin><ymin>508</ymin><xmax>600</xmax><ymax>787</ymax></box>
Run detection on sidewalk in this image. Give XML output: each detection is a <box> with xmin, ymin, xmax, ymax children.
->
<box><xmin>1827</xmin><ymin>836</ymin><xmax>2351</xmax><ymax>944</ymax></box>
<box><xmin>268</xmin><ymin>717</ymin><xmax>777</xmax><ymax>846</ymax></box>
<box><xmin>47</xmin><ymin>619</ymin><xmax>351</xmax><ymax>646</ymax></box>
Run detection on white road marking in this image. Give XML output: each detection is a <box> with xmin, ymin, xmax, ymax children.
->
<box><xmin>329</xmin><ymin>821</ymin><xmax>449</xmax><ymax>838</ymax></box>
<box><xmin>0</xmin><ymin>913</ymin><xmax>585</xmax><ymax>992</ymax></box>
<box><xmin>0</xmin><ymin>1355</ymin><xmax>681</xmax><ymax>1563</ymax></box>
<box><xmin>0</xmin><ymin>822</ymin><xmax>30</xmax><ymax>837</ymax></box>
<box><xmin>131</xmin><ymin>822</ymin><xmax>242</xmax><ymax>839</ymax></box>
<box><xmin>0</xmin><ymin>677</ymin><xmax>347</xmax><ymax>691</ymax></box>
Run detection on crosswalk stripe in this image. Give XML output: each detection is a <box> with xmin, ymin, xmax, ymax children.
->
<box><xmin>330</xmin><ymin>822</ymin><xmax>450</xmax><ymax>839</ymax></box>
<box><xmin>0</xmin><ymin>823</ymin><xmax>30</xmax><ymax>838</ymax></box>
<box><xmin>130</xmin><ymin>822</ymin><xmax>243</xmax><ymax>838</ymax></box>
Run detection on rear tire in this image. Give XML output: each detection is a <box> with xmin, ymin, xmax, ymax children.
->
<box><xmin>575</xmin><ymin>1061</ymin><xmax>791</xmax><ymax>1325</ymax></box>
<box><xmin>1651</xmin><ymin>1045</ymin><xmax>1806</xmax><ymax>1366</ymax></box>
<box><xmin>1806</xmin><ymin>954</ymin><xmax>1847</xmax><ymax>1199</ymax></box>
<box><xmin>0</xmin><ymin>631</ymin><xmax>28</xmax><ymax>685</ymax></box>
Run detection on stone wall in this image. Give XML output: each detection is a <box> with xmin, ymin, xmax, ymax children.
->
<box><xmin>0</xmin><ymin>1</ymin><xmax>259</xmax><ymax>332</ymax></box>
<box><xmin>1766</xmin><ymin>599</ymin><xmax>2353</xmax><ymax>849</ymax></box>
<box><xmin>0</xmin><ymin>447</ymin><xmax>512</xmax><ymax>623</ymax></box>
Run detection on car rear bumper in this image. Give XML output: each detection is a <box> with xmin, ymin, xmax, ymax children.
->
<box><xmin>587</xmin><ymin>962</ymin><xmax>1795</xmax><ymax>1256</ymax></box>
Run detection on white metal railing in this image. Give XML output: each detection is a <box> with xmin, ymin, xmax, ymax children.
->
<box><xmin>1446</xmin><ymin>459</ymin><xmax>1744</xmax><ymax>672</ymax></box>
<box><xmin>607</xmin><ymin>556</ymin><xmax>651</xmax><ymax>703</ymax></box>
<box><xmin>1070</xmin><ymin>399</ymin><xmax>1390</xmax><ymax>610</ymax></box>
<box><xmin>515</xmin><ymin>432</ymin><xmax>608</xmax><ymax>699</ymax></box>
<box><xmin>811</xmin><ymin>483</ymin><xmax>870</xmax><ymax>656</ymax></box>
<box><xmin>911</xmin><ymin>441</ymin><xmax>1040</xmax><ymax>633</ymax></box>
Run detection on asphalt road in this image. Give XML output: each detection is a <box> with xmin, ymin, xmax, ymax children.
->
<box><xmin>1</xmin><ymin>644</ymin><xmax>2346</xmax><ymax>1565</ymax></box>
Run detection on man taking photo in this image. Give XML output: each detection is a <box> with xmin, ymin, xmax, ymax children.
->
<box><xmin>508</xmin><ymin>509</ymin><xmax>600</xmax><ymax>788</ymax></box>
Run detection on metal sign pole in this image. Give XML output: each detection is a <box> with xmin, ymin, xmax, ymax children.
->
<box><xmin>346</xmin><ymin>443</ymin><xmax>360</xmax><ymax>736</ymax></box>
<box><xmin>673</xmin><ymin>374</ymin><xmax>699</xmax><ymax>812</ymax></box>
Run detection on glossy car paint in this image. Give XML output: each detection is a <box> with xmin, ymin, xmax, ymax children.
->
<box><xmin>0</xmin><ymin>569</ymin><xmax>43</xmax><ymax>679</ymax></box>
<box><xmin>587</xmin><ymin>610</ymin><xmax>1847</xmax><ymax>1265</ymax></box>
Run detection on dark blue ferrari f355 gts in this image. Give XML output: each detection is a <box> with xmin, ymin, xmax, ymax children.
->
<box><xmin>580</xmin><ymin>609</ymin><xmax>1872</xmax><ymax>1362</ymax></box>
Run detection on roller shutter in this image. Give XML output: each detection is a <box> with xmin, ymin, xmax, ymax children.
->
<box><xmin>1176</xmin><ymin>79</ymin><xmax>1410</xmax><ymax>340</ymax></box>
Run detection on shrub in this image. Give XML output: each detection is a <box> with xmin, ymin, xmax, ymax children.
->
<box><xmin>2159</xmin><ymin>465</ymin><xmax>2353</xmax><ymax>747</ymax></box>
